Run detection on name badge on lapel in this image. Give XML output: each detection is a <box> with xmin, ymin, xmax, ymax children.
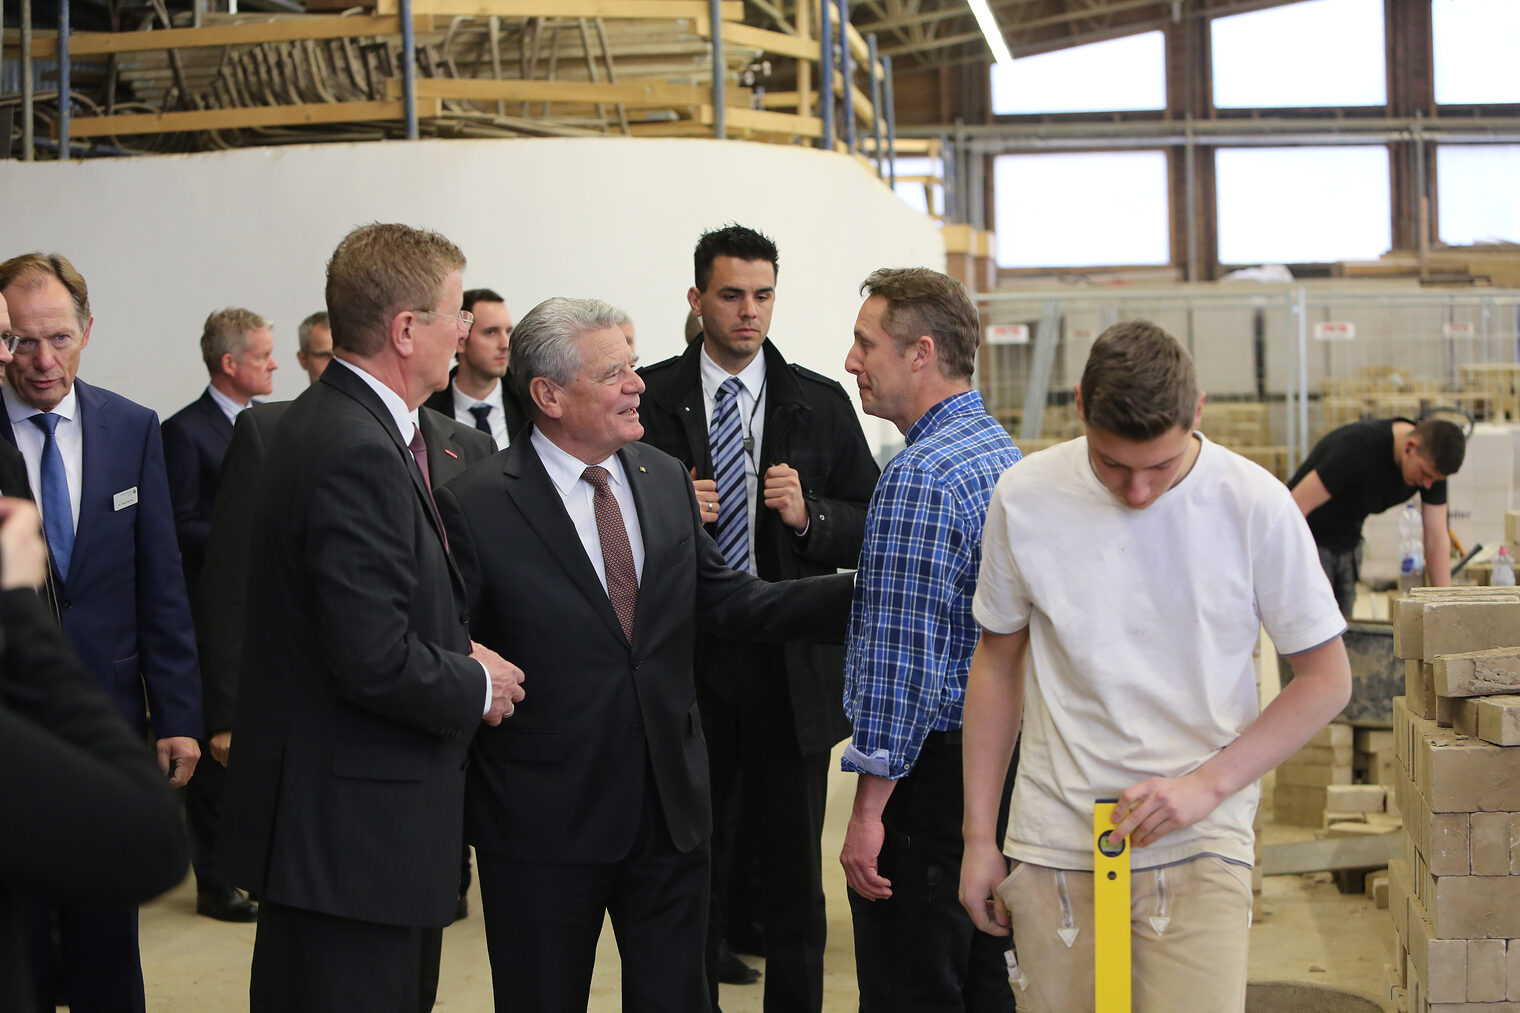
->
<box><xmin>113</xmin><ymin>486</ymin><xmax>139</xmax><ymax>511</ymax></box>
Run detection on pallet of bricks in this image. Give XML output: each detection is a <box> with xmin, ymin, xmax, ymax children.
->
<box><xmin>1389</xmin><ymin>584</ymin><xmax>1520</xmax><ymax>1012</ymax></box>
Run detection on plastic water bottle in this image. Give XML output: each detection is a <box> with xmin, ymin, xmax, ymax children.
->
<box><xmin>1399</xmin><ymin>502</ymin><xmax>1424</xmax><ymax>580</ymax></box>
<box><xmin>1494</xmin><ymin>546</ymin><xmax>1516</xmax><ymax>587</ymax></box>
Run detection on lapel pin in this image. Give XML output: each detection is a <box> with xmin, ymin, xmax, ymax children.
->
<box><xmin>444</xmin><ymin>449</ymin><xmax>459</xmax><ymax>459</ymax></box>
<box><xmin>639</xmin><ymin>466</ymin><xmax>647</xmax><ymax>473</ymax></box>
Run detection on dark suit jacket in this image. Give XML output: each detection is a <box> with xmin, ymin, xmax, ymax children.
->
<box><xmin>219</xmin><ymin>364</ymin><xmax>489</xmax><ymax>928</ymax></box>
<box><xmin>161</xmin><ymin>388</ymin><xmax>234</xmax><ymax>626</ymax></box>
<box><xmin>436</xmin><ymin>436</ymin><xmax>853</xmax><ymax>865</ymax></box>
<box><xmin>638</xmin><ymin>339</ymin><xmax>879</xmax><ymax>752</ymax></box>
<box><xmin>423</xmin><ymin>366</ymin><xmax>529</xmax><ymax>444</ymax></box>
<box><xmin>0</xmin><ymin>378</ymin><xmax>201</xmax><ymax>739</ymax></box>
<box><xmin>0</xmin><ymin>588</ymin><xmax>188</xmax><ymax>1007</ymax></box>
<box><xmin>0</xmin><ymin>440</ymin><xmax>29</xmax><ymax>499</ymax></box>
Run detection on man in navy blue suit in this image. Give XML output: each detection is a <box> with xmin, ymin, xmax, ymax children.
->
<box><xmin>0</xmin><ymin>252</ymin><xmax>200</xmax><ymax>1013</ymax></box>
<box><xmin>163</xmin><ymin>306</ymin><xmax>276</xmax><ymax>924</ymax></box>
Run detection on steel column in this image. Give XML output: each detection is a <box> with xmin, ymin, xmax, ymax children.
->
<box><xmin>400</xmin><ymin>0</ymin><xmax>418</xmax><ymax>140</ymax></box>
<box><xmin>819</xmin><ymin>0</ymin><xmax>834</xmax><ymax>150</ymax></box>
<box><xmin>883</xmin><ymin>55</ymin><xmax>896</xmax><ymax>187</ymax></box>
<box><xmin>867</xmin><ymin>33</ymin><xmax>883</xmax><ymax>178</ymax></box>
<box><xmin>836</xmin><ymin>0</ymin><xmax>853</xmax><ymax>153</ymax></box>
<box><xmin>58</xmin><ymin>0</ymin><xmax>70</xmax><ymax>159</ymax></box>
<box><xmin>709</xmin><ymin>0</ymin><xmax>725</xmax><ymax>139</ymax></box>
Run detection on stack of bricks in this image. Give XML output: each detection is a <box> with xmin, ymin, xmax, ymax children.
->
<box><xmin>1274</xmin><ymin>724</ymin><xmax>1391</xmax><ymax>827</ymax></box>
<box><xmin>1388</xmin><ymin>587</ymin><xmax>1520</xmax><ymax>1011</ymax></box>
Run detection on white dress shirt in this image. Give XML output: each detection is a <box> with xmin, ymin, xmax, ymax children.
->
<box><xmin>450</xmin><ymin>379</ymin><xmax>509</xmax><ymax>450</ymax></box>
<box><xmin>698</xmin><ymin>348</ymin><xmax>766</xmax><ymax>574</ymax></box>
<box><xmin>333</xmin><ymin>357</ymin><xmax>492</xmax><ymax>715</ymax></box>
<box><xmin>5</xmin><ymin>383</ymin><xmax>83</xmax><ymax>533</ymax></box>
<box><xmin>206</xmin><ymin>383</ymin><xmax>252</xmax><ymax>426</ymax></box>
<box><xmin>531</xmin><ymin>426</ymin><xmax>646</xmax><ymax>592</ymax></box>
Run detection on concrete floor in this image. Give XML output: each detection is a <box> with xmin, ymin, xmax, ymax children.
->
<box><xmin>137</xmin><ymin>613</ymin><xmax>1398</xmax><ymax>1010</ymax></box>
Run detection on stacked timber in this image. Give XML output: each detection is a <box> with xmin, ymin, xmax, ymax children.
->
<box><xmin>1388</xmin><ymin>587</ymin><xmax>1520</xmax><ymax>1011</ymax></box>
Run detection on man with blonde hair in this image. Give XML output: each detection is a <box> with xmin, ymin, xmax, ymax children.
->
<box><xmin>221</xmin><ymin>223</ymin><xmax>524</xmax><ymax>1012</ymax></box>
<box><xmin>163</xmin><ymin>306</ymin><xmax>277</xmax><ymax>925</ymax></box>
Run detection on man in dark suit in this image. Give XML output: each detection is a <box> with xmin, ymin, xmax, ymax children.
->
<box><xmin>0</xmin><ymin>252</ymin><xmax>201</xmax><ymax>1013</ymax></box>
<box><xmin>423</xmin><ymin>287</ymin><xmax>526</xmax><ymax>448</ymax></box>
<box><xmin>436</xmin><ymin>296</ymin><xmax>854</xmax><ymax>1012</ymax></box>
<box><xmin>162</xmin><ymin>305</ymin><xmax>277</xmax><ymax>923</ymax></box>
<box><xmin>218</xmin><ymin>223</ymin><xmax>524</xmax><ymax>1013</ymax></box>
<box><xmin>0</xmin><ymin>293</ymin><xmax>34</xmax><ymax>500</ymax></box>
<box><xmin>640</xmin><ymin>225</ymin><xmax>879</xmax><ymax>1011</ymax></box>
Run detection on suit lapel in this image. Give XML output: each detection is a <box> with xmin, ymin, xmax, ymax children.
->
<box><xmin>419</xmin><ymin>408</ymin><xmax>471</xmax><ymax>487</ymax></box>
<box><xmin>197</xmin><ymin>389</ymin><xmax>235</xmax><ymax>446</ymax></box>
<box><xmin>68</xmin><ymin>379</ymin><xmax>111</xmax><ymax>585</ymax></box>
<box><xmin>503</xmin><ymin>438</ymin><xmax>628</xmax><ymax>646</ymax></box>
<box><xmin>621</xmin><ymin>442</ymin><xmax>688</xmax><ymax>644</ymax></box>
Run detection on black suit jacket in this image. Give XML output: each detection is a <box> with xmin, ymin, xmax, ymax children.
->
<box><xmin>638</xmin><ymin>339</ymin><xmax>879</xmax><ymax>752</ymax></box>
<box><xmin>199</xmin><ymin>400</ymin><xmax>493</xmax><ymax>735</ymax></box>
<box><xmin>220</xmin><ymin>364</ymin><xmax>490</xmax><ymax>928</ymax></box>
<box><xmin>423</xmin><ymin>366</ymin><xmax>529</xmax><ymax>444</ymax></box>
<box><xmin>161</xmin><ymin>388</ymin><xmax>234</xmax><ymax>626</ymax></box>
<box><xmin>0</xmin><ymin>588</ymin><xmax>188</xmax><ymax>1007</ymax></box>
<box><xmin>436</xmin><ymin>436</ymin><xmax>853</xmax><ymax>865</ymax></box>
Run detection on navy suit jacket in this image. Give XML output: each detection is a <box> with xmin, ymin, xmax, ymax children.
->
<box><xmin>161</xmin><ymin>388</ymin><xmax>234</xmax><ymax>623</ymax></box>
<box><xmin>0</xmin><ymin>378</ymin><xmax>202</xmax><ymax>739</ymax></box>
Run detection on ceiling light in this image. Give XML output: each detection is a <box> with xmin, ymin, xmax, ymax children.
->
<box><xmin>968</xmin><ymin>0</ymin><xmax>1015</xmax><ymax>65</ymax></box>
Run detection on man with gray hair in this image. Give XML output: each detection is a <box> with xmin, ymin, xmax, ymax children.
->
<box><xmin>295</xmin><ymin>310</ymin><xmax>333</xmax><ymax>384</ymax></box>
<box><xmin>162</xmin><ymin>306</ymin><xmax>276</xmax><ymax>925</ymax></box>
<box><xmin>436</xmin><ymin>296</ymin><xmax>854</xmax><ymax>1011</ymax></box>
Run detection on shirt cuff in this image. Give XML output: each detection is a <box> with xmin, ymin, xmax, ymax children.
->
<box><xmin>477</xmin><ymin>658</ymin><xmax>492</xmax><ymax>717</ymax></box>
<box><xmin>840</xmin><ymin>743</ymin><xmax>894</xmax><ymax>778</ymax></box>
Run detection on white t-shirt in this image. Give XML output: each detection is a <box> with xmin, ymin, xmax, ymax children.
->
<box><xmin>972</xmin><ymin>434</ymin><xmax>1344</xmax><ymax>871</ymax></box>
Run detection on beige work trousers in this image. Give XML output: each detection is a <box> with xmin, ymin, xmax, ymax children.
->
<box><xmin>996</xmin><ymin>856</ymin><xmax>1252</xmax><ymax>1013</ymax></box>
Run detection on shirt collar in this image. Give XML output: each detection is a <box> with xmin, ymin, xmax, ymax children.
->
<box><xmin>333</xmin><ymin>357</ymin><xmax>419</xmax><ymax>442</ymax></box>
<box><xmin>531</xmin><ymin>426</ymin><xmax>627</xmax><ymax>497</ymax></box>
<box><xmin>699</xmin><ymin>344</ymin><xmax>767</xmax><ymax>403</ymax></box>
<box><xmin>4</xmin><ymin>382</ymin><xmax>78</xmax><ymax>424</ymax></box>
<box><xmin>452</xmin><ymin>378</ymin><xmax>500</xmax><ymax>410</ymax></box>
<box><xmin>905</xmin><ymin>389</ymin><xmax>984</xmax><ymax>447</ymax></box>
<box><xmin>206</xmin><ymin>383</ymin><xmax>250</xmax><ymax>420</ymax></box>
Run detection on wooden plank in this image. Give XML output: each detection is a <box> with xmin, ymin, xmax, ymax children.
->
<box><xmin>15</xmin><ymin>16</ymin><xmax>423</xmax><ymax>59</ymax></box>
<box><xmin>696</xmin><ymin>19</ymin><xmax>818</xmax><ymax>61</ymax></box>
<box><xmin>387</xmin><ymin>76</ymin><xmax>714</xmax><ymax>107</ymax></box>
<box><xmin>1259</xmin><ymin>834</ymin><xmax>1401</xmax><ymax>876</ymax></box>
<box><xmin>384</xmin><ymin>0</ymin><xmax>739</xmax><ymax>18</ymax></box>
<box><xmin>697</xmin><ymin>104</ymin><xmax>821</xmax><ymax>139</ymax></box>
<box><xmin>66</xmin><ymin>99</ymin><xmax>425</xmax><ymax>138</ymax></box>
<box><xmin>627</xmin><ymin>121</ymin><xmax>711</xmax><ymax>137</ymax></box>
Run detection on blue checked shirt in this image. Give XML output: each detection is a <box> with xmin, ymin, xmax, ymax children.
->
<box><xmin>841</xmin><ymin>390</ymin><xmax>1021</xmax><ymax>781</ymax></box>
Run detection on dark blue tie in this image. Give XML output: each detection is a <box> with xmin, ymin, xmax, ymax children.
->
<box><xmin>30</xmin><ymin>412</ymin><xmax>74</xmax><ymax>580</ymax></box>
<box><xmin>468</xmin><ymin>404</ymin><xmax>493</xmax><ymax>435</ymax></box>
<box><xmin>710</xmin><ymin>377</ymin><xmax>749</xmax><ymax>572</ymax></box>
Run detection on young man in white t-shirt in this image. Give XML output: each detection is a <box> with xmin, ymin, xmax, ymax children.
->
<box><xmin>958</xmin><ymin>321</ymin><xmax>1351</xmax><ymax>1011</ymax></box>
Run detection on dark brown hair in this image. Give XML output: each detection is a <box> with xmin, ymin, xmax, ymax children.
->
<box><xmin>1079</xmin><ymin>321</ymin><xmax>1198</xmax><ymax>440</ymax></box>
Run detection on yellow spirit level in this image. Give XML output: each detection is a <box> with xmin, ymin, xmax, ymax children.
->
<box><xmin>1094</xmin><ymin>798</ymin><xmax>1131</xmax><ymax>1013</ymax></box>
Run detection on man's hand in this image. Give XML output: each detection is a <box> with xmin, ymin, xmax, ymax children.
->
<box><xmin>841</xmin><ymin>811</ymin><xmax>892</xmax><ymax>900</ymax></box>
<box><xmin>209</xmin><ymin>731</ymin><xmax>232</xmax><ymax>767</ymax></box>
<box><xmin>473</xmin><ymin>641</ymin><xmax>526</xmax><ymax>725</ymax></box>
<box><xmin>763</xmin><ymin>464</ymin><xmax>808</xmax><ymax>532</ymax></box>
<box><xmin>157</xmin><ymin>736</ymin><xmax>201</xmax><ymax>787</ymax></box>
<box><xmin>691</xmin><ymin>469</ymin><xmax>719</xmax><ymax>525</ymax></box>
<box><xmin>1107</xmin><ymin>772</ymin><xmax>1226</xmax><ymax>849</ymax></box>
<box><xmin>959</xmin><ymin>840</ymin><xmax>1012</xmax><ymax>936</ymax></box>
<box><xmin>0</xmin><ymin>498</ymin><xmax>48</xmax><ymax>590</ymax></box>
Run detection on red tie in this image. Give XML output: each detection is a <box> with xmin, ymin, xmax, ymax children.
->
<box><xmin>582</xmin><ymin>466</ymin><xmax>638</xmax><ymax>643</ymax></box>
<box><xmin>408</xmin><ymin>425</ymin><xmax>447</xmax><ymax>549</ymax></box>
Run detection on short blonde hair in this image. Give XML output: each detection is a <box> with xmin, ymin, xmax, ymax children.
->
<box><xmin>201</xmin><ymin>307</ymin><xmax>271</xmax><ymax>375</ymax></box>
<box><xmin>0</xmin><ymin>252</ymin><xmax>91</xmax><ymax>331</ymax></box>
<box><xmin>324</xmin><ymin>224</ymin><xmax>466</xmax><ymax>357</ymax></box>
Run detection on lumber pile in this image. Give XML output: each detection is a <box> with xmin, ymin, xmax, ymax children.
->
<box><xmin>1389</xmin><ymin>586</ymin><xmax>1520</xmax><ymax>1011</ymax></box>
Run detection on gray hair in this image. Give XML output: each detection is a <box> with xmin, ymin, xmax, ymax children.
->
<box><xmin>297</xmin><ymin>310</ymin><xmax>329</xmax><ymax>354</ymax></box>
<box><xmin>201</xmin><ymin>307</ymin><xmax>271</xmax><ymax>375</ymax></box>
<box><xmin>510</xmin><ymin>297</ymin><xmax>628</xmax><ymax>414</ymax></box>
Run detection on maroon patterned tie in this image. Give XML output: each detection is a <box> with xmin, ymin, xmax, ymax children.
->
<box><xmin>582</xmin><ymin>465</ymin><xmax>638</xmax><ymax>643</ymax></box>
<box><xmin>408</xmin><ymin>425</ymin><xmax>446</xmax><ymax>549</ymax></box>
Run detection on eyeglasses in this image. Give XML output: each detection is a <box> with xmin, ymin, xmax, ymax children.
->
<box><xmin>0</xmin><ymin>332</ymin><xmax>76</xmax><ymax>355</ymax></box>
<box><xmin>417</xmin><ymin>309</ymin><xmax>475</xmax><ymax>333</ymax></box>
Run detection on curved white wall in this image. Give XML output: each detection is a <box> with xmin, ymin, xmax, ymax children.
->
<box><xmin>0</xmin><ymin>137</ymin><xmax>942</xmax><ymax>452</ymax></box>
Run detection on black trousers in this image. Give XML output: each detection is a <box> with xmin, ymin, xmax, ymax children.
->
<box><xmin>475</xmin><ymin>768</ymin><xmax>710</xmax><ymax>1012</ymax></box>
<box><xmin>183</xmin><ymin>742</ymin><xmax>229</xmax><ymax>893</ymax></box>
<box><xmin>249</xmin><ymin>902</ymin><xmax>442</xmax><ymax>1013</ymax></box>
<box><xmin>848</xmin><ymin>730</ymin><xmax>1017</xmax><ymax>1013</ymax></box>
<box><xmin>24</xmin><ymin>900</ymin><xmax>143</xmax><ymax>1013</ymax></box>
<box><xmin>700</xmin><ymin>639</ymin><xmax>829</xmax><ymax>1013</ymax></box>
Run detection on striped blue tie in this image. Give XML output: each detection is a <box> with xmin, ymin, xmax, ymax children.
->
<box><xmin>30</xmin><ymin>412</ymin><xmax>73</xmax><ymax>581</ymax></box>
<box><xmin>710</xmin><ymin>377</ymin><xmax>750</xmax><ymax>572</ymax></box>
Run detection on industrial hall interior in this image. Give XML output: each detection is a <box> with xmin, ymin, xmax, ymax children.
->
<box><xmin>3</xmin><ymin>0</ymin><xmax>1520</xmax><ymax>1010</ymax></box>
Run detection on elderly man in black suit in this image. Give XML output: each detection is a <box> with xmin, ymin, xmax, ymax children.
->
<box><xmin>162</xmin><ymin>305</ymin><xmax>276</xmax><ymax>924</ymax></box>
<box><xmin>436</xmin><ymin>297</ymin><xmax>854</xmax><ymax>1012</ymax></box>
<box><xmin>219</xmin><ymin>223</ymin><xmax>524</xmax><ymax>1013</ymax></box>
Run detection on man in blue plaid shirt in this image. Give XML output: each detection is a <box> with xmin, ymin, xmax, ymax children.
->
<box><xmin>839</xmin><ymin>267</ymin><xmax>1021</xmax><ymax>1010</ymax></box>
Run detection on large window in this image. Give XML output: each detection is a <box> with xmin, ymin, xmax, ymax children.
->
<box><xmin>1211</xmin><ymin>0</ymin><xmax>1385</xmax><ymax>109</ymax></box>
<box><xmin>1437</xmin><ymin>145</ymin><xmax>1520</xmax><ymax>246</ymax></box>
<box><xmin>990</xmin><ymin>32</ymin><xmax>1165</xmax><ymax>115</ymax></box>
<box><xmin>1432</xmin><ymin>0</ymin><xmax>1520</xmax><ymax>105</ymax></box>
<box><xmin>993</xmin><ymin>152</ymin><xmax>1170</xmax><ymax>268</ymax></box>
<box><xmin>1215</xmin><ymin>147</ymin><xmax>1391</xmax><ymax>264</ymax></box>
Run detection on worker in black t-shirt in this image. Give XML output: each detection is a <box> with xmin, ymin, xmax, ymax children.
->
<box><xmin>1288</xmin><ymin>416</ymin><xmax>1466</xmax><ymax>616</ymax></box>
